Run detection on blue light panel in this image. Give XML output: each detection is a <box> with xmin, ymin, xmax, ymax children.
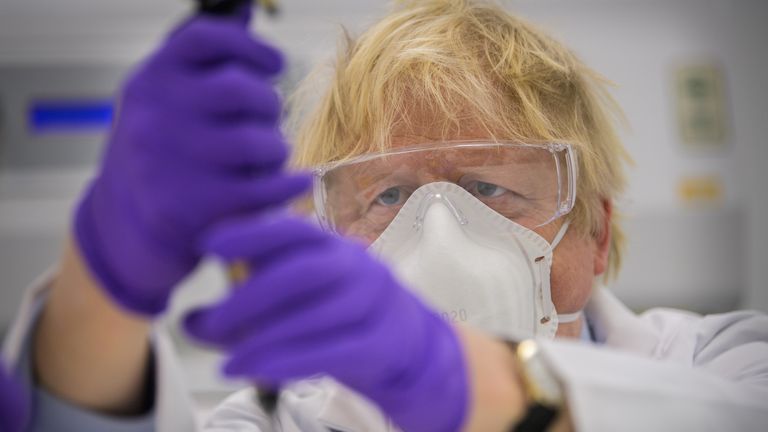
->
<box><xmin>29</xmin><ymin>99</ymin><xmax>114</xmax><ymax>134</ymax></box>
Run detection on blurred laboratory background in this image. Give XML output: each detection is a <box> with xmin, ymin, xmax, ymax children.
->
<box><xmin>1</xmin><ymin>0</ymin><xmax>767</xmax><ymax>419</ymax></box>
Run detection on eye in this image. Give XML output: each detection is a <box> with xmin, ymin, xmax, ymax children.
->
<box><xmin>375</xmin><ymin>187</ymin><xmax>407</xmax><ymax>206</ymax></box>
<box><xmin>469</xmin><ymin>181</ymin><xmax>507</xmax><ymax>198</ymax></box>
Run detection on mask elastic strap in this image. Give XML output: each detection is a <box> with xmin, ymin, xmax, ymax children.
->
<box><xmin>557</xmin><ymin>311</ymin><xmax>582</xmax><ymax>323</ymax></box>
<box><xmin>550</xmin><ymin>219</ymin><xmax>570</xmax><ymax>250</ymax></box>
<box><xmin>539</xmin><ymin>220</ymin><xmax>572</xmax><ymax>322</ymax></box>
<box><xmin>551</xmin><ymin>220</ymin><xmax>582</xmax><ymax>324</ymax></box>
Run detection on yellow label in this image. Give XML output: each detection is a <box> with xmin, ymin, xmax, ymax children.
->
<box><xmin>678</xmin><ymin>176</ymin><xmax>723</xmax><ymax>205</ymax></box>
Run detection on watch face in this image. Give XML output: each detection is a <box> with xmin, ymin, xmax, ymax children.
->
<box><xmin>517</xmin><ymin>340</ymin><xmax>564</xmax><ymax>406</ymax></box>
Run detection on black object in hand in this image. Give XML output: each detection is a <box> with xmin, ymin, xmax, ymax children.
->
<box><xmin>198</xmin><ymin>0</ymin><xmax>253</xmax><ymax>15</ymax></box>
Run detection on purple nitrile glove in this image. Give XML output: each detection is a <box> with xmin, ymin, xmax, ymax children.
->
<box><xmin>75</xmin><ymin>8</ymin><xmax>310</xmax><ymax>315</ymax></box>
<box><xmin>0</xmin><ymin>363</ymin><xmax>28</xmax><ymax>432</ymax></box>
<box><xmin>184</xmin><ymin>216</ymin><xmax>469</xmax><ymax>432</ymax></box>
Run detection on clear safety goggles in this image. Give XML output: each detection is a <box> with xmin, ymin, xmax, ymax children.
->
<box><xmin>313</xmin><ymin>141</ymin><xmax>577</xmax><ymax>242</ymax></box>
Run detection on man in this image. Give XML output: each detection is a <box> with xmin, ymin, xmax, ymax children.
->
<box><xmin>2</xmin><ymin>1</ymin><xmax>767</xmax><ymax>431</ymax></box>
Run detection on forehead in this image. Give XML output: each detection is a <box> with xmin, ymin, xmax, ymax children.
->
<box><xmin>388</xmin><ymin>119</ymin><xmax>496</xmax><ymax>149</ymax></box>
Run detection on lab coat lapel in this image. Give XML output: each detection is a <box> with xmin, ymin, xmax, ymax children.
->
<box><xmin>586</xmin><ymin>288</ymin><xmax>660</xmax><ymax>356</ymax></box>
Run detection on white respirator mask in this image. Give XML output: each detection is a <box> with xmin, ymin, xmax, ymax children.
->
<box><xmin>368</xmin><ymin>182</ymin><xmax>579</xmax><ymax>340</ymax></box>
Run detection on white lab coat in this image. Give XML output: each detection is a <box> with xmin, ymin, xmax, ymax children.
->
<box><xmin>3</xmin><ymin>274</ymin><xmax>768</xmax><ymax>432</ymax></box>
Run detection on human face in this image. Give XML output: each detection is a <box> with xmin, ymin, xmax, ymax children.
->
<box><xmin>354</xmin><ymin>124</ymin><xmax>612</xmax><ymax>339</ymax></box>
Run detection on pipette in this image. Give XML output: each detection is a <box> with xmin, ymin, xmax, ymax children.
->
<box><xmin>195</xmin><ymin>0</ymin><xmax>282</xmax><ymax>422</ymax></box>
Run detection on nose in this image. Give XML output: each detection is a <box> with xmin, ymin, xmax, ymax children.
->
<box><xmin>414</xmin><ymin>185</ymin><xmax>468</xmax><ymax>232</ymax></box>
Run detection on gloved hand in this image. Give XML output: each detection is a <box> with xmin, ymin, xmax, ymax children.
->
<box><xmin>75</xmin><ymin>7</ymin><xmax>310</xmax><ymax>315</ymax></box>
<box><xmin>0</xmin><ymin>363</ymin><xmax>28</xmax><ymax>432</ymax></box>
<box><xmin>184</xmin><ymin>216</ymin><xmax>469</xmax><ymax>432</ymax></box>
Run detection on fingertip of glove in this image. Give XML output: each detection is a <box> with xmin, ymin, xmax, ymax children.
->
<box><xmin>221</xmin><ymin>357</ymin><xmax>278</xmax><ymax>386</ymax></box>
<box><xmin>222</xmin><ymin>355</ymin><xmax>259</xmax><ymax>379</ymax></box>
<box><xmin>221</xmin><ymin>358</ymin><xmax>243</xmax><ymax>377</ymax></box>
<box><xmin>251</xmin><ymin>172</ymin><xmax>313</xmax><ymax>207</ymax></box>
<box><xmin>260</xmin><ymin>45</ymin><xmax>284</xmax><ymax>76</ymax></box>
<box><xmin>286</xmin><ymin>171</ymin><xmax>314</xmax><ymax>191</ymax></box>
<box><xmin>182</xmin><ymin>309</ymin><xmax>210</xmax><ymax>339</ymax></box>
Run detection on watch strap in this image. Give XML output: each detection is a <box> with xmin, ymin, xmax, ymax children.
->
<box><xmin>510</xmin><ymin>403</ymin><xmax>559</xmax><ymax>432</ymax></box>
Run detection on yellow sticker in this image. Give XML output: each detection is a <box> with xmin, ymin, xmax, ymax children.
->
<box><xmin>678</xmin><ymin>176</ymin><xmax>723</xmax><ymax>205</ymax></box>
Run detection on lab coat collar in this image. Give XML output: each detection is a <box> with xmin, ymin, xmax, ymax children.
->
<box><xmin>585</xmin><ymin>288</ymin><xmax>661</xmax><ymax>356</ymax></box>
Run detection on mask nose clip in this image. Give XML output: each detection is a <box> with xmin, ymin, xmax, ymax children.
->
<box><xmin>413</xmin><ymin>192</ymin><xmax>468</xmax><ymax>231</ymax></box>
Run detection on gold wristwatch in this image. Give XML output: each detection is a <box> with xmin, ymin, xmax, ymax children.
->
<box><xmin>508</xmin><ymin>340</ymin><xmax>565</xmax><ymax>432</ymax></box>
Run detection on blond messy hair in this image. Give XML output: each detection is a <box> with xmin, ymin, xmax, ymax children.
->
<box><xmin>289</xmin><ymin>0</ymin><xmax>632</xmax><ymax>280</ymax></box>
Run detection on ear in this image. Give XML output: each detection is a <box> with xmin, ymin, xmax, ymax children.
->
<box><xmin>593</xmin><ymin>199</ymin><xmax>612</xmax><ymax>276</ymax></box>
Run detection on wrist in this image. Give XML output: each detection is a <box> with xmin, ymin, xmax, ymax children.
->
<box><xmin>73</xmin><ymin>182</ymin><xmax>186</xmax><ymax>316</ymax></box>
<box><xmin>456</xmin><ymin>326</ymin><xmax>527</xmax><ymax>432</ymax></box>
<box><xmin>35</xmin><ymin>238</ymin><xmax>154</xmax><ymax>415</ymax></box>
<box><xmin>73</xmin><ymin>183</ymin><xmax>149</xmax><ymax>314</ymax></box>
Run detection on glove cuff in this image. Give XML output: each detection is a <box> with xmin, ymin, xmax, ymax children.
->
<box><xmin>74</xmin><ymin>182</ymin><xmax>169</xmax><ymax>316</ymax></box>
